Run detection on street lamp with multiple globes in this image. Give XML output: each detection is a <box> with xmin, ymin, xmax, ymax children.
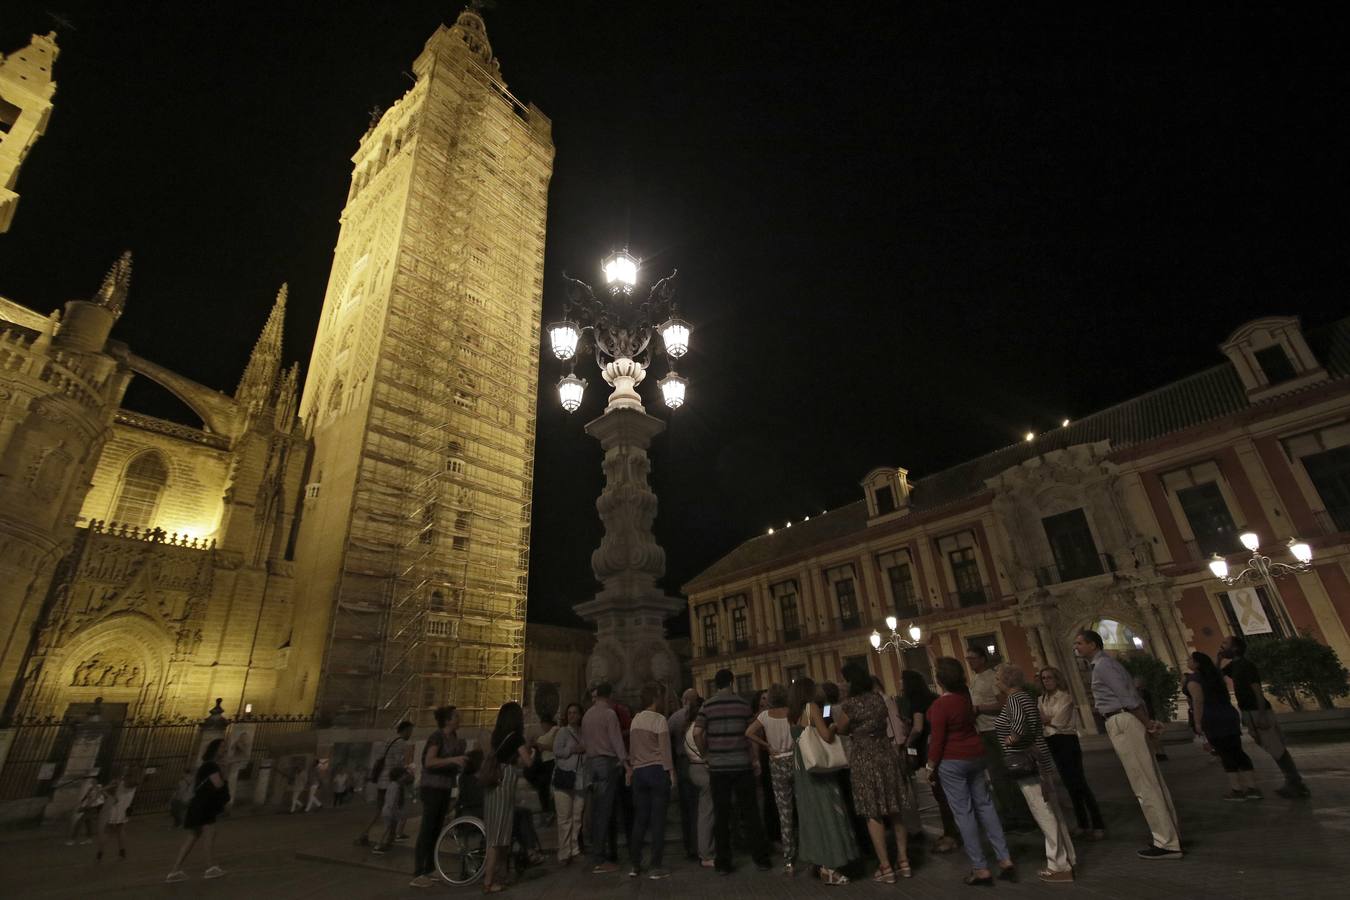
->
<box><xmin>1207</xmin><ymin>531</ymin><xmax>1314</xmax><ymax>584</ymax></box>
<box><xmin>542</xmin><ymin>250</ymin><xmax>692</xmax><ymax>708</ymax></box>
<box><xmin>870</xmin><ymin>616</ymin><xmax>924</xmax><ymax>669</ymax></box>
<box><xmin>547</xmin><ymin>249</ymin><xmax>691</xmax><ymax>414</ymax></box>
<box><xmin>1207</xmin><ymin>531</ymin><xmax>1313</xmax><ymax>633</ymax></box>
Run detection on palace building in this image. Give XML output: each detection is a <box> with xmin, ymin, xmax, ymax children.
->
<box><xmin>685</xmin><ymin>315</ymin><xmax>1350</xmax><ymax>726</ymax></box>
<box><xmin>0</xmin><ymin>10</ymin><xmax>553</xmax><ymax>728</ymax></box>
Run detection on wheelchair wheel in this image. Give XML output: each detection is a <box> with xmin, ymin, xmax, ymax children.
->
<box><xmin>435</xmin><ymin>815</ymin><xmax>488</xmax><ymax>886</ymax></box>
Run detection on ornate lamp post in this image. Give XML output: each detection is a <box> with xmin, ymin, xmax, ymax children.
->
<box><xmin>870</xmin><ymin>616</ymin><xmax>923</xmax><ymax>670</ymax></box>
<box><xmin>545</xmin><ymin>250</ymin><xmax>692</xmax><ymax>706</ymax></box>
<box><xmin>1208</xmin><ymin>531</ymin><xmax>1312</xmax><ymax>634</ymax></box>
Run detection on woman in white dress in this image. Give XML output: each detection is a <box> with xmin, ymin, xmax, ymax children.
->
<box><xmin>96</xmin><ymin>769</ymin><xmax>139</xmax><ymax>861</ymax></box>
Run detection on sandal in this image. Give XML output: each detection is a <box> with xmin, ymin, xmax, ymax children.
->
<box><xmin>964</xmin><ymin>872</ymin><xmax>994</xmax><ymax>887</ymax></box>
<box><xmin>823</xmin><ymin>868</ymin><xmax>850</xmax><ymax>885</ymax></box>
<box><xmin>873</xmin><ymin>866</ymin><xmax>897</xmax><ymax>884</ymax></box>
<box><xmin>482</xmin><ymin>885</ymin><xmax>505</xmax><ymax>894</ymax></box>
<box><xmin>997</xmin><ymin>864</ymin><xmax>1018</xmax><ymax>883</ymax></box>
<box><xmin>898</xmin><ymin>860</ymin><xmax>912</xmax><ymax>879</ymax></box>
<box><xmin>934</xmin><ymin>836</ymin><xmax>959</xmax><ymax>854</ymax></box>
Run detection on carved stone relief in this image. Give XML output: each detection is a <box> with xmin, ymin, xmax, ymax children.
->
<box><xmin>70</xmin><ymin>654</ymin><xmax>140</xmax><ymax>688</ymax></box>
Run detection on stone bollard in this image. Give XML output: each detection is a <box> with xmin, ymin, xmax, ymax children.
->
<box><xmin>43</xmin><ymin>700</ymin><xmax>113</xmax><ymax>822</ymax></box>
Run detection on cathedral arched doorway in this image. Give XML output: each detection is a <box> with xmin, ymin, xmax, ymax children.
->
<box><xmin>45</xmin><ymin>614</ymin><xmax>173</xmax><ymax>720</ymax></box>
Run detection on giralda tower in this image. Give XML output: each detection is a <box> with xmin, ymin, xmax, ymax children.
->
<box><xmin>286</xmin><ymin>10</ymin><xmax>553</xmax><ymax>726</ymax></box>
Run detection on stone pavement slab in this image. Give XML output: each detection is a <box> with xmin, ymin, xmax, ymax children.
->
<box><xmin>1</xmin><ymin>734</ymin><xmax>1345</xmax><ymax>898</ymax></box>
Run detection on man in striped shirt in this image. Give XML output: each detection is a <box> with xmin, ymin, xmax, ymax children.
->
<box><xmin>694</xmin><ymin>669</ymin><xmax>770</xmax><ymax>874</ymax></box>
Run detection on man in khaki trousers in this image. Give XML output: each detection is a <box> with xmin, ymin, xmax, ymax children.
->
<box><xmin>1074</xmin><ymin>630</ymin><xmax>1182</xmax><ymax>860</ymax></box>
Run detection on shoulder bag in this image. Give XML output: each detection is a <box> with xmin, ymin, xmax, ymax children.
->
<box><xmin>797</xmin><ymin>707</ymin><xmax>849</xmax><ymax>773</ymax></box>
<box><xmin>1002</xmin><ymin>746</ymin><xmax>1038</xmax><ymax>779</ymax></box>
<box><xmin>477</xmin><ymin>732</ymin><xmax>515</xmax><ymax>788</ymax></box>
<box><xmin>1001</xmin><ymin>694</ymin><xmax>1041</xmax><ymax>779</ymax></box>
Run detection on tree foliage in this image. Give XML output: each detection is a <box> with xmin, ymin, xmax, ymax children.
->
<box><xmin>1122</xmin><ymin>653</ymin><xmax>1180</xmax><ymax>722</ymax></box>
<box><xmin>1245</xmin><ymin>634</ymin><xmax>1350</xmax><ymax>710</ymax></box>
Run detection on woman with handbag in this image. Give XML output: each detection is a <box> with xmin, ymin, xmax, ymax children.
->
<box><xmin>165</xmin><ymin>739</ymin><xmax>231</xmax><ymax>882</ymax></box>
<box><xmin>681</xmin><ymin>698</ymin><xmax>716</xmax><ymax>868</ymax></box>
<box><xmin>747</xmin><ymin>683</ymin><xmax>797</xmax><ymax>875</ymax></box>
<box><xmin>833</xmin><ymin>664</ymin><xmax>912</xmax><ymax>881</ymax></box>
<box><xmin>788</xmin><ymin>676</ymin><xmax>858</xmax><ymax>886</ymax></box>
<box><xmin>481</xmin><ymin>701</ymin><xmax>535</xmax><ymax>894</ymax></box>
<box><xmin>924</xmin><ymin>658</ymin><xmax>1014</xmax><ymax>887</ymax></box>
<box><xmin>551</xmin><ymin>702</ymin><xmax>586</xmax><ymax>864</ymax></box>
<box><xmin>995</xmin><ymin>664</ymin><xmax>1075</xmax><ymax>884</ymax></box>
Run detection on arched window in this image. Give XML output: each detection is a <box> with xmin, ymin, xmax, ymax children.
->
<box><xmin>327</xmin><ymin>379</ymin><xmax>344</xmax><ymax>419</ymax></box>
<box><xmin>111</xmin><ymin>452</ymin><xmax>168</xmax><ymax>529</ymax></box>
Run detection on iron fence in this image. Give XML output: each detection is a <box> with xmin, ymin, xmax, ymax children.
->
<box><xmin>0</xmin><ymin>715</ymin><xmax>316</xmax><ymax>816</ymax></box>
<box><xmin>104</xmin><ymin>722</ymin><xmax>199</xmax><ymax>812</ymax></box>
<box><xmin>0</xmin><ymin>719</ymin><xmax>67</xmax><ymax>805</ymax></box>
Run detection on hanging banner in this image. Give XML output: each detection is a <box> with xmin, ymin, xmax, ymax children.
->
<box><xmin>1231</xmin><ymin>587</ymin><xmax>1273</xmax><ymax>635</ymax></box>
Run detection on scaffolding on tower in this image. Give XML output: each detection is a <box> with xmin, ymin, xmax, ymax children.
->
<box><xmin>315</xmin><ymin>47</ymin><xmax>537</xmax><ymax>729</ymax></box>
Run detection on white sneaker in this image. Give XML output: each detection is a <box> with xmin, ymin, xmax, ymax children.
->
<box><xmin>203</xmin><ymin>866</ymin><xmax>225</xmax><ymax>879</ymax></box>
<box><xmin>165</xmin><ymin>870</ymin><xmax>188</xmax><ymax>883</ymax></box>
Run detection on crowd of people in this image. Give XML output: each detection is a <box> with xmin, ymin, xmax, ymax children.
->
<box><xmin>113</xmin><ymin>625</ymin><xmax>1305</xmax><ymax>887</ymax></box>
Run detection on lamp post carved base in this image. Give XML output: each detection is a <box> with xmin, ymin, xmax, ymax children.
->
<box><xmin>575</xmin><ymin>407</ymin><xmax>683</xmax><ymax>708</ymax></box>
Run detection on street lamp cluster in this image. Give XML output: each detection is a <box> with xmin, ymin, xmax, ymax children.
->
<box><xmin>1208</xmin><ymin>530</ymin><xmax>1313</xmax><ymax>584</ymax></box>
<box><xmin>547</xmin><ymin>250</ymin><xmax>692</xmax><ymax>413</ymax></box>
<box><xmin>870</xmin><ymin>615</ymin><xmax>923</xmax><ymax>663</ymax></box>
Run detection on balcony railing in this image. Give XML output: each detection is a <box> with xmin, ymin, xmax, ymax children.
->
<box><xmin>700</xmin><ymin>641</ymin><xmax>722</xmax><ymax>658</ymax></box>
<box><xmin>781</xmin><ymin>626</ymin><xmax>802</xmax><ymax>644</ymax></box>
<box><xmin>1035</xmin><ymin>553</ymin><xmax>1117</xmax><ymax>587</ymax></box>
<box><xmin>836</xmin><ymin>613</ymin><xmax>864</xmax><ymax>632</ymax></box>
<box><xmin>949</xmin><ymin>587</ymin><xmax>990</xmax><ymax>609</ymax></box>
<box><xmin>733</xmin><ymin>637</ymin><xmax>750</xmax><ymax>652</ymax></box>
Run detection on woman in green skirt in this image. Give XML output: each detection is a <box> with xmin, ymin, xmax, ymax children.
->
<box><xmin>788</xmin><ymin>676</ymin><xmax>859</xmax><ymax>885</ymax></box>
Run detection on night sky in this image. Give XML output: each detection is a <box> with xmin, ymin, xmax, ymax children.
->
<box><xmin>2</xmin><ymin>3</ymin><xmax>1345</xmax><ymax>631</ymax></box>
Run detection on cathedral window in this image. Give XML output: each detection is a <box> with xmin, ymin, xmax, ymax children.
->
<box><xmin>1</xmin><ymin>97</ymin><xmax>22</xmax><ymax>135</ymax></box>
<box><xmin>327</xmin><ymin>380</ymin><xmax>344</xmax><ymax>419</ymax></box>
<box><xmin>111</xmin><ymin>451</ymin><xmax>169</xmax><ymax>529</ymax></box>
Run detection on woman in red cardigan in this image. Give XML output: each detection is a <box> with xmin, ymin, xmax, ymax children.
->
<box><xmin>924</xmin><ymin>657</ymin><xmax>1015</xmax><ymax>887</ymax></box>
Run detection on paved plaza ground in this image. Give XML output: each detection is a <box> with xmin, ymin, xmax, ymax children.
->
<box><xmin>2</xmin><ymin>733</ymin><xmax>1347</xmax><ymax>898</ymax></box>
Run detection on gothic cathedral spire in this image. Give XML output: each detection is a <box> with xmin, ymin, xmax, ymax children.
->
<box><xmin>235</xmin><ymin>283</ymin><xmax>287</xmax><ymax>416</ymax></box>
<box><xmin>92</xmin><ymin>250</ymin><xmax>132</xmax><ymax>319</ymax></box>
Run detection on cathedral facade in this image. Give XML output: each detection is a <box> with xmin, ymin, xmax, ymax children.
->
<box><xmin>0</xmin><ymin>11</ymin><xmax>552</xmax><ymax>728</ymax></box>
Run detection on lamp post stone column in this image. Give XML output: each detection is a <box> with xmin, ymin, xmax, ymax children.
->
<box><xmin>573</xmin><ymin>406</ymin><xmax>683</xmax><ymax>709</ymax></box>
<box><xmin>546</xmin><ymin>250</ymin><xmax>692</xmax><ymax>710</ymax></box>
